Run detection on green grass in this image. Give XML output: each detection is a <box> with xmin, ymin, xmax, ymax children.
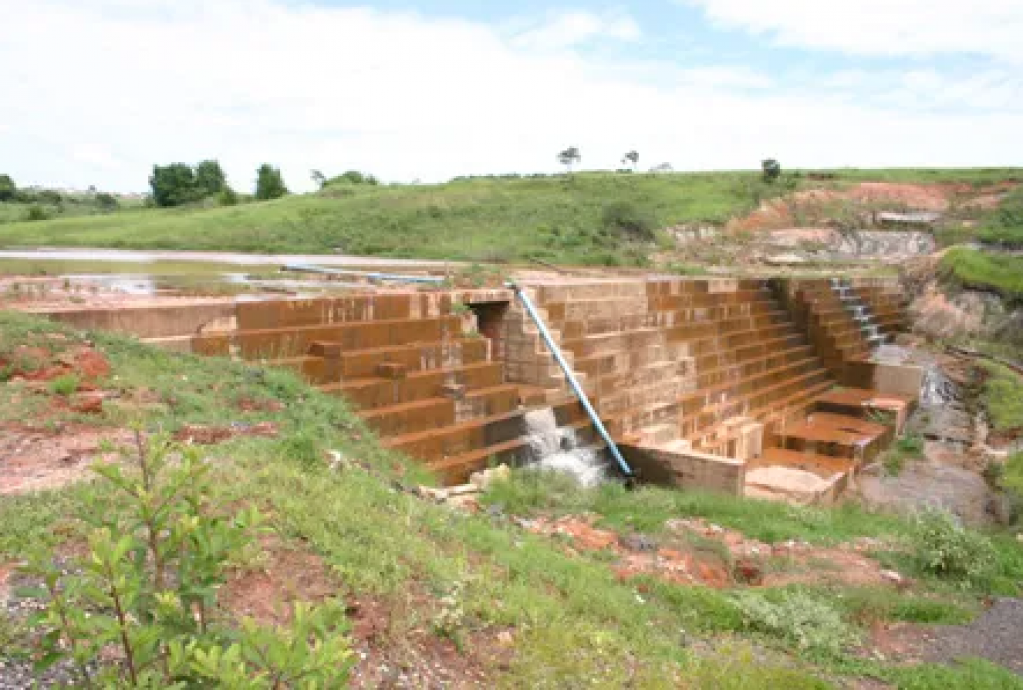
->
<box><xmin>979</xmin><ymin>361</ymin><xmax>1023</xmax><ymax>433</ymax></box>
<box><xmin>884</xmin><ymin>658</ymin><xmax>1023</xmax><ymax>689</ymax></box>
<box><xmin>977</xmin><ymin>184</ymin><xmax>1023</xmax><ymax>246</ymax></box>
<box><xmin>482</xmin><ymin>469</ymin><xmax>908</xmax><ymax>545</ymax></box>
<box><xmin>792</xmin><ymin>168</ymin><xmax>1023</xmax><ymax>185</ymax></box>
<box><xmin>0</xmin><ymin>172</ymin><xmax>767</xmax><ymax>265</ymax></box>
<box><xmin>2</xmin><ymin>310</ymin><xmax>1021</xmax><ymax>686</ymax></box>
<box><xmin>941</xmin><ymin>248</ymin><xmax>1023</xmax><ymax>303</ymax></box>
<box><xmin>2</xmin><ymin>169</ymin><xmax>1020</xmax><ymax>266</ymax></box>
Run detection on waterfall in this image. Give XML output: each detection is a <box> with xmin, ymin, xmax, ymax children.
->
<box><xmin>920</xmin><ymin>365</ymin><xmax>960</xmax><ymax>407</ymax></box>
<box><xmin>522</xmin><ymin>407</ymin><xmax>608</xmax><ymax>487</ymax></box>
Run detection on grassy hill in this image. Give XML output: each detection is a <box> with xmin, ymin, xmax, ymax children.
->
<box><xmin>2</xmin><ymin>310</ymin><xmax>1022</xmax><ymax>688</ymax></box>
<box><xmin>1</xmin><ymin>168</ymin><xmax>1021</xmax><ymax>266</ymax></box>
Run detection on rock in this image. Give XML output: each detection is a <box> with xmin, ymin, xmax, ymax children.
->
<box><xmin>497</xmin><ymin>630</ymin><xmax>515</xmax><ymax>647</ymax></box>
<box><xmin>765</xmin><ymin>253</ymin><xmax>809</xmax><ymax>266</ymax></box>
<box><xmin>619</xmin><ymin>533</ymin><xmax>658</xmax><ymax>553</ymax></box>
<box><xmin>470</xmin><ymin>464</ymin><xmax>511</xmax><ymax>490</ymax></box>
<box><xmin>70</xmin><ymin>391</ymin><xmax>105</xmax><ymax>415</ymax></box>
<box><xmin>881</xmin><ymin>570</ymin><xmax>904</xmax><ymax>586</ymax></box>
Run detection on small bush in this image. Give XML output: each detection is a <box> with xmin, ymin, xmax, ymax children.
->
<box><xmin>48</xmin><ymin>373</ymin><xmax>80</xmax><ymax>396</ymax></box>
<box><xmin>911</xmin><ymin>509</ymin><xmax>997</xmax><ymax>584</ymax></box>
<box><xmin>94</xmin><ymin>192</ymin><xmax>119</xmax><ymax>211</ymax></box>
<box><xmin>761</xmin><ymin>159</ymin><xmax>782</xmax><ymax>183</ymax></box>
<box><xmin>25</xmin><ymin>204</ymin><xmax>48</xmax><ymax>221</ymax></box>
<box><xmin>732</xmin><ymin>590</ymin><xmax>854</xmax><ymax>654</ymax></box>
<box><xmin>896</xmin><ymin>434</ymin><xmax>925</xmax><ymax>455</ymax></box>
<box><xmin>601</xmin><ymin>201</ymin><xmax>656</xmax><ymax>241</ymax></box>
<box><xmin>218</xmin><ymin>186</ymin><xmax>239</xmax><ymax>206</ymax></box>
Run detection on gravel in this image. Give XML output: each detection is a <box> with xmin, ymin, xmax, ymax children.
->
<box><xmin>920</xmin><ymin>597</ymin><xmax>1023</xmax><ymax>676</ymax></box>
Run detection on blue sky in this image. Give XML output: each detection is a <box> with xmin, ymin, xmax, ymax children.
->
<box><xmin>1</xmin><ymin>0</ymin><xmax>1020</xmax><ymax>192</ymax></box>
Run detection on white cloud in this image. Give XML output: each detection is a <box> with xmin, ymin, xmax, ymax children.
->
<box><xmin>0</xmin><ymin>0</ymin><xmax>1019</xmax><ymax>194</ymax></box>
<box><xmin>512</xmin><ymin>9</ymin><xmax>641</xmax><ymax>51</ymax></box>
<box><xmin>683</xmin><ymin>0</ymin><xmax>1023</xmax><ymax>63</ymax></box>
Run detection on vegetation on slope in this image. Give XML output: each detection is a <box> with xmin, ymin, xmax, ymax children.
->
<box><xmin>1</xmin><ymin>310</ymin><xmax>1022</xmax><ymax>687</ymax></box>
<box><xmin>941</xmin><ymin>247</ymin><xmax>1023</xmax><ymax>303</ymax></box>
<box><xmin>1</xmin><ymin>167</ymin><xmax>1020</xmax><ymax>266</ymax></box>
<box><xmin>978</xmin><ymin>361</ymin><xmax>1023</xmax><ymax>434</ymax></box>
<box><xmin>978</xmin><ymin>185</ymin><xmax>1023</xmax><ymax>246</ymax></box>
<box><xmin>0</xmin><ymin>172</ymin><xmax>763</xmax><ymax>265</ymax></box>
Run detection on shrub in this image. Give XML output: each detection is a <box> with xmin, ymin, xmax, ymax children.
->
<box><xmin>48</xmin><ymin>373</ymin><xmax>80</xmax><ymax>396</ymax></box>
<box><xmin>601</xmin><ymin>200</ymin><xmax>656</xmax><ymax>241</ymax></box>
<box><xmin>25</xmin><ymin>204</ymin><xmax>47</xmax><ymax>221</ymax></box>
<box><xmin>732</xmin><ymin>590</ymin><xmax>854</xmax><ymax>654</ymax></box>
<box><xmin>94</xmin><ymin>192</ymin><xmax>119</xmax><ymax>211</ymax></box>
<box><xmin>23</xmin><ymin>434</ymin><xmax>354</xmax><ymax>686</ymax></box>
<box><xmin>762</xmin><ymin>159</ymin><xmax>782</xmax><ymax>183</ymax></box>
<box><xmin>911</xmin><ymin>509</ymin><xmax>997</xmax><ymax>584</ymax></box>
<box><xmin>218</xmin><ymin>186</ymin><xmax>239</xmax><ymax>206</ymax></box>
<box><xmin>326</xmin><ymin>170</ymin><xmax>379</xmax><ymax>186</ymax></box>
<box><xmin>0</xmin><ymin>173</ymin><xmax>15</xmax><ymax>201</ymax></box>
<box><xmin>896</xmin><ymin>434</ymin><xmax>925</xmax><ymax>455</ymax></box>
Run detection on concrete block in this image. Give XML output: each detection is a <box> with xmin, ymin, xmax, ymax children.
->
<box><xmin>377</xmin><ymin>362</ymin><xmax>408</xmax><ymax>380</ymax></box>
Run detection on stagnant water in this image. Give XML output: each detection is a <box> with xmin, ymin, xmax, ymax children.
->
<box><xmin>522</xmin><ymin>407</ymin><xmax>608</xmax><ymax>487</ymax></box>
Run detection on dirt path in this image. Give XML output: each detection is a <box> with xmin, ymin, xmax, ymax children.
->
<box><xmin>878</xmin><ymin>598</ymin><xmax>1023</xmax><ymax>676</ymax></box>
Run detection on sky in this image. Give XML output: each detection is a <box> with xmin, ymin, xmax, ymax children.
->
<box><xmin>1</xmin><ymin>0</ymin><xmax>1021</xmax><ymax>193</ymax></box>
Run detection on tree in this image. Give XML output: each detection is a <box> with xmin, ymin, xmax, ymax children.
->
<box><xmin>558</xmin><ymin>147</ymin><xmax>581</xmax><ymax>174</ymax></box>
<box><xmin>311</xmin><ymin>169</ymin><xmax>327</xmax><ymax>189</ymax></box>
<box><xmin>149</xmin><ymin>163</ymin><xmax>200</xmax><ymax>207</ymax></box>
<box><xmin>194</xmin><ymin>160</ymin><xmax>227</xmax><ymax>196</ymax></box>
<box><xmin>622</xmin><ymin>150</ymin><xmax>639</xmax><ymax>171</ymax></box>
<box><xmin>324</xmin><ymin>170</ymin><xmax>380</xmax><ymax>186</ymax></box>
<box><xmin>95</xmin><ymin>192</ymin><xmax>119</xmax><ymax>211</ymax></box>
<box><xmin>762</xmin><ymin>158</ymin><xmax>782</xmax><ymax>183</ymax></box>
<box><xmin>255</xmin><ymin>164</ymin><xmax>288</xmax><ymax>200</ymax></box>
<box><xmin>0</xmin><ymin>174</ymin><xmax>16</xmax><ymax>202</ymax></box>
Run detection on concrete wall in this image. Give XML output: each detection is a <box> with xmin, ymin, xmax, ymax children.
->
<box><xmin>35</xmin><ymin>302</ymin><xmax>237</xmax><ymax>339</ymax></box>
<box><xmin>620</xmin><ymin>443</ymin><xmax>746</xmax><ymax>495</ymax></box>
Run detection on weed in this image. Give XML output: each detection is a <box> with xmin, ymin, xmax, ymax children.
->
<box><xmin>732</xmin><ymin>590</ymin><xmax>855</xmax><ymax>655</ymax></box>
<box><xmin>684</xmin><ymin>642</ymin><xmax>832</xmax><ymax>689</ymax></box>
<box><xmin>48</xmin><ymin>373</ymin><xmax>80</xmax><ymax>396</ymax></box>
<box><xmin>911</xmin><ymin>509</ymin><xmax>997</xmax><ymax>585</ymax></box>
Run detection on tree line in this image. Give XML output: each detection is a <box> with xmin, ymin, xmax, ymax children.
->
<box><xmin>148</xmin><ymin>161</ymin><xmax>289</xmax><ymax>208</ymax></box>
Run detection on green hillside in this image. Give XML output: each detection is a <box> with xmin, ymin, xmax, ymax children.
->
<box><xmin>1</xmin><ymin>168</ymin><xmax>1020</xmax><ymax>266</ymax></box>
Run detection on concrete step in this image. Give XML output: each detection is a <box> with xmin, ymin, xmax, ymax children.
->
<box><xmin>323</xmin><ymin>361</ymin><xmax>505</xmax><ymax>409</ymax></box>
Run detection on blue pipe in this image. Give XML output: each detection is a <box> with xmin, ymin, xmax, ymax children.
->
<box><xmin>282</xmin><ymin>263</ymin><xmax>446</xmax><ymax>285</ymax></box>
<box><xmin>507</xmin><ymin>282</ymin><xmax>634</xmax><ymax>478</ymax></box>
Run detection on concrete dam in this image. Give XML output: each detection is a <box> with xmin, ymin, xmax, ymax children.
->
<box><xmin>45</xmin><ymin>275</ymin><xmax>920</xmax><ymax>503</ymax></box>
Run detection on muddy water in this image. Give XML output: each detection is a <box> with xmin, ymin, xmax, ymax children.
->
<box><xmin>0</xmin><ymin>248</ymin><xmax>450</xmax><ymax>269</ymax></box>
<box><xmin>0</xmin><ymin>248</ymin><xmax>450</xmax><ymax>298</ymax></box>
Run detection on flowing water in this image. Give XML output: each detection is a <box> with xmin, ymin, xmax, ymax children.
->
<box><xmin>522</xmin><ymin>407</ymin><xmax>608</xmax><ymax>487</ymax></box>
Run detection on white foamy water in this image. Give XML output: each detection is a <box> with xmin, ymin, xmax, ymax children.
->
<box><xmin>522</xmin><ymin>407</ymin><xmax>608</xmax><ymax>487</ymax></box>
